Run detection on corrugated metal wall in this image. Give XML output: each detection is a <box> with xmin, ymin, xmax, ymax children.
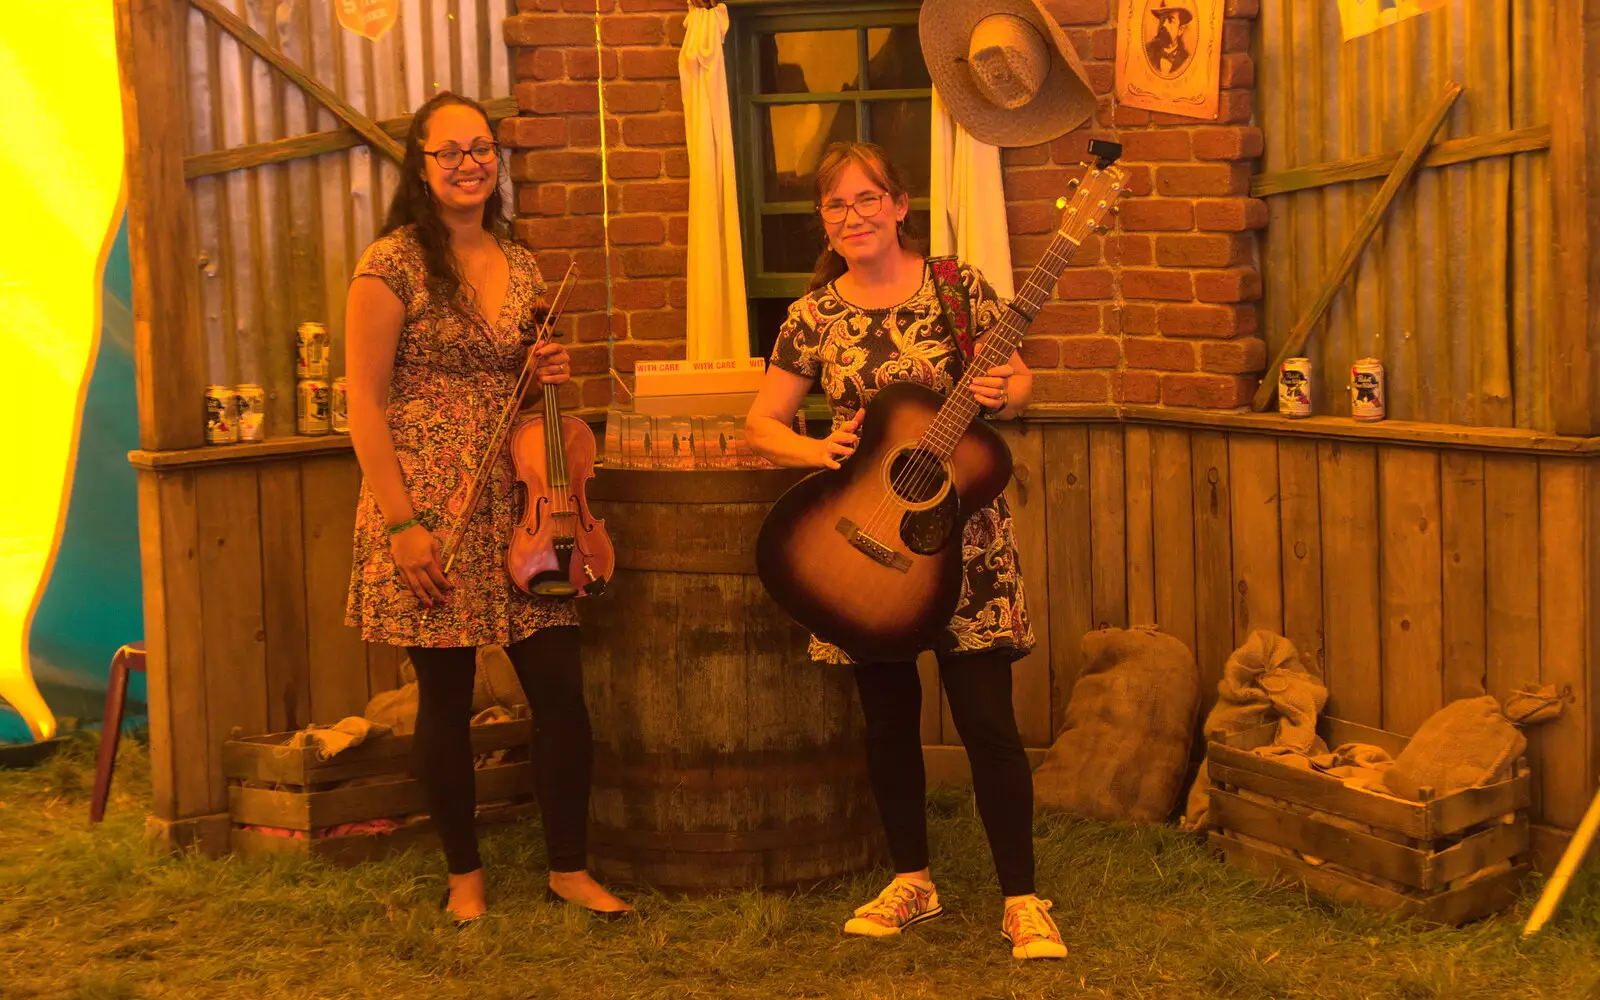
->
<box><xmin>184</xmin><ymin>0</ymin><xmax>514</xmax><ymax>437</ymax></box>
<box><xmin>1257</xmin><ymin>0</ymin><xmax>1550</xmax><ymax>429</ymax></box>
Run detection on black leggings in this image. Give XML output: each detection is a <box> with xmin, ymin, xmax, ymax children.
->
<box><xmin>407</xmin><ymin>626</ymin><xmax>590</xmax><ymax>875</ymax></box>
<box><xmin>853</xmin><ymin>651</ymin><xmax>1035</xmax><ymax>897</ymax></box>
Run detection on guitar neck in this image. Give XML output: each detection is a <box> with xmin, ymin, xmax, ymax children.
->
<box><xmin>926</xmin><ymin>229</ymin><xmax>1085</xmax><ymax>454</ymax></box>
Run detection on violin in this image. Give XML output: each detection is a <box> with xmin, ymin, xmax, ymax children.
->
<box><xmin>441</xmin><ymin>264</ymin><xmax>613</xmax><ymax>598</ymax></box>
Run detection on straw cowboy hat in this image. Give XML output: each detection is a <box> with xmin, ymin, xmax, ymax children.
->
<box><xmin>920</xmin><ymin>0</ymin><xmax>1096</xmax><ymax>148</ymax></box>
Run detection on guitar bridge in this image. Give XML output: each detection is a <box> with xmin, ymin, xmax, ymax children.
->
<box><xmin>836</xmin><ymin>518</ymin><xmax>911</xmax><ymax>573</ymax></box>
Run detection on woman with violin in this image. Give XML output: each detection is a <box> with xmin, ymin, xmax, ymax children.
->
<box><xmin>344</xmin><ymin>92</ymin><xmax>630</xmax><ymax>924</ymax></box>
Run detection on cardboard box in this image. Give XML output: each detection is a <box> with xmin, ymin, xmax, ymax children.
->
<box><xmin>634</xmin><ymin>357</ymin><xmax>767</xmax><ymax>397</ymax></box>
<box><xmin>634</xmin><ymin>391</ymin><xmax>758</xmax><ymax>417</ymax></box>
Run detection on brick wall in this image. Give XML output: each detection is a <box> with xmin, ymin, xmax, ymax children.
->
<box><xmin>501</xmin><ymin>0</ymin><xmax>1265</xmax><ymax>414</ymax></box>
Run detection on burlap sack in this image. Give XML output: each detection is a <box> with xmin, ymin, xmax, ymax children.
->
<box><xmin>1383</xmin><ymin>692</ymin><xmax>1562</xmax><ymax>801</ymax></box>
<box><xmin>1033</xmin><ymin>626</ymin><xmax>1200</xmax><ymax>824</ymax></box>
<box><xmin>371</xmin><ymin>644</ymin><xmax>529</xmax><ymax>736</ymax></box>
<box><xmin>1182</xmin><ymin>630</ymin><xmax>1327</xmax><ymax>830</ymax></box>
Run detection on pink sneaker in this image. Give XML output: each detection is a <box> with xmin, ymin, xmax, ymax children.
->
<box><xmin>843</xmin><ymin>877</ymin><xmax>944</xmax><ymax>937</ymax></box>
<box><xmin>1002</xmin><ymin>895</ymin><xmax>1068</xmax><ymax>959</ymax></box>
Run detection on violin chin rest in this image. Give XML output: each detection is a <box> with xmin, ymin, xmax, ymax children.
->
<box><xmin>529</xmin><ymin>574</ymin><xmax>580</xmax><ymax>599</ymax></box>
<box><xmin>531</xmin><ymin>576</ymin><xmax>582</xmax><ymax>592</ymax></box>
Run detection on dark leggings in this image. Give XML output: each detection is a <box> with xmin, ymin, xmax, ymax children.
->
<box><xmin>853</xmin><ymin>651</ymin><xmax>1035</xmax><ymax>897</ymax></box>
<box><xmin>407</xmin><ymin>626</ymin><xmax>590</xmax><ymax>875</ymax></box>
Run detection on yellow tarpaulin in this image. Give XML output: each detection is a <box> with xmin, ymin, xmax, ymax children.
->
<box><xmin>1336</xmin><ymin>0</ymin><xmax>1448</xmax><ymax>41</ymax></box>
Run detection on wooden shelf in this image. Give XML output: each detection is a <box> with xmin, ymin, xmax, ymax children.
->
<box><xmin>128</xmin><ymin>433</ymin><xmax>353</xmax><ymax>470</ymax></box>
<box><xmin>1018</xmin><ymin>404</ymin><xmax>1600</xmax><ymax>456</ymax></box>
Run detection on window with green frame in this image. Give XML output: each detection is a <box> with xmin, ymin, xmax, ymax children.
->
<box><xmin>726</xmin><ymin>1</ymin><xmax>932</xmax><ymax>360</ymax></box>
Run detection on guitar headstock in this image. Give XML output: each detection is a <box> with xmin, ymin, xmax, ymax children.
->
<box><xmin>1054</xmin><ymin>143</ymin><xmax>1132</xmax><ymax>245</ymax></box>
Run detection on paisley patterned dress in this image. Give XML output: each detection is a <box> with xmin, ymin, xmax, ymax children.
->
<box><xmin>769</xmin><ymin>260</ymin><xmax>1036</xmax><ymax>666</ymax></box>
<box><xmin>344</xmin><ymin>225</ymin><xmax>577</xmax><ymax>648</ymax></box>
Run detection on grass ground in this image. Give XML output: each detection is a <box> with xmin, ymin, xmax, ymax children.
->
<box><xmin>1</xmin><ymin>734</ymin><xmax>1597</xmax><ymax>1000</ymax></box>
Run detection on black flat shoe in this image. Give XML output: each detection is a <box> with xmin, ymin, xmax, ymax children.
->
<box><xmin>546</xmin><ymin>886</ymin><xmax>633</xmax><ymax>921</ymax></box>
<box><xmin>439</xmin><ymin>886</ymin><xmax>482</xmax><ymax>928</ymax></box>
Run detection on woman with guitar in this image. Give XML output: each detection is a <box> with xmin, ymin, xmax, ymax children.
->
<box><xmin>343</xmin><ymin>93</ymin><xmax>630</xmax><ymax>924</ymax></box>
<box><xmin>745</xmin><ymin>141</ymin><xmax>1065</xmax><ymax>960</ymax></box>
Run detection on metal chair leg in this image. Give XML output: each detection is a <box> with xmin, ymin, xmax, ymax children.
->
<box><xmin>89</xmin><ymin>648</ymin><xmax>131</xmax><ymax>823</ymax></box>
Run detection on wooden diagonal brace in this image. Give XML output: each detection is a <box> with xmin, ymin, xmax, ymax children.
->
<box><xmin>188</xmin><ymin>0</ymin><xmax>405</xmax><ymax>165</ymax></box>
<box><xmin>1252</xmin><ymin>81</ymin><xmax>1464</xmax><ymax>413</ymax></box>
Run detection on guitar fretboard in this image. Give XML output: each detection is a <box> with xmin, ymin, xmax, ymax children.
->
<box><xmin>920</xmin><ymin>166</ymin><xmax>1120</xmax><ymax>459</ymax></box>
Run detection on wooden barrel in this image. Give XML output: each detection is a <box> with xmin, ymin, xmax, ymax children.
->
<box><xmin>579</xmin><ymin>467</ymin><xmax>882</xmax><ymax>891</ymax></box>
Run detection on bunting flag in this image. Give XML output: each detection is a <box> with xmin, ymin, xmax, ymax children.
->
<box><xmin>1335</xmin><ymin>0</ymin><xmax>1447</xmax><ymax>42</ymax></box>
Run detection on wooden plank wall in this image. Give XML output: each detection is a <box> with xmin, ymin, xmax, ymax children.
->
<box><xmin>921</xmin><ymin>420</ymin><xmax>1595</xmax><ymax>837</ymax></box>
<box><xmin>183</xmin><ymin>0</ymin><xmax>513</xmax><ymax>436</ymax></box>
<box><xmin>138</xmin><ymin>451</ymin><xmax>402</xmax><ymax>826</ymax></box>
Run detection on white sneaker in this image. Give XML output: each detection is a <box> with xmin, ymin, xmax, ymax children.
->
<box><xmin>1002</xmin><ymin>895</ymin><xmax>1068</xmax><ymax>960</ymax></box>
<box><xmin>842</xmin><ymin>877</ymin><xmax>944</xmax><ymax>937</ymax></box>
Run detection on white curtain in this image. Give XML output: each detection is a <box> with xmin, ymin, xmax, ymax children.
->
<box><xmin>679</xmin><ymin>4</ymin><xmax>751</xmax><ymax>360</ymax></box>
<box><xmin>929</xmin><ymin>88</ymin><xmax>1015</xmax><ymax>299</ymax></box>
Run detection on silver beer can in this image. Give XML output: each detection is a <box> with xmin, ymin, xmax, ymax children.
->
<box><xmin>332</xmin><ymin>377</ymin><xmax>350</xmax><ymax>434</ymax></box>
<box><xmin>1351</xmin><ymin>357</ymin><xmax>1386</xmax><ymax>422</ymax></box>
<box><xmin>234</xmin><ymin>384</ymin><xmax>266</xmax><ymax>442</ymax></box>
<box><xmin>296</xmin><ymin>322</ymin><xmax>330</xmax><ymax>379</ymax></box>
<box><xmin>205</xmin><ymin>384</ymin><xmax>237</xmax><ymax>445</ymax></box>
<box><xmin>297</xmin><ymin>378</ymin><xmax>331</xmax><ymax>436</ymax></box>
<box><xmin>1278</xmin><ymin>358</ymin><xmax>1312</xmax><ymax>418</ymax></box>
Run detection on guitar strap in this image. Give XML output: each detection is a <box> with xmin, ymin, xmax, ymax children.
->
<box><xmin>927</xmin><ymin>256</ymin><xmax>976</xmax><ymax>367</ymax></box>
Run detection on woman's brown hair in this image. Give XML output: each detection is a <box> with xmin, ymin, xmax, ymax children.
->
<box><xmin>380</xmin><ymin>92</ymin><xmax>508</xmax><ymax>317</ymax></box>
<box><xmin>807</xmin><ymin>142</ymin><xmax>923</xmax><ymax>291</ymax></box>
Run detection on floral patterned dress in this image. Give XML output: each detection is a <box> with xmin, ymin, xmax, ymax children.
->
<box><xmin>768</xmin><ymin>260</ymin><xmax>1036</xmax><ymax>666</ymax></box>
<box><xmin>344</xmin><ymin>225</ymin><xmax>577</xmax><ymax>648</ymax></box>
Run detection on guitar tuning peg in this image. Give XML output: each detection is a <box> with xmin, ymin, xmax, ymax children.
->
<box><xmin>1119</xmin><ymin>188</ymin><xmax>1135</xmax><ymax>199</ymax></box>
<box><xmin>1055</xmin><ymin>196</ymin><xmax>1067</xmax><ymax>210</ymax></box>
<box><xmin>1067</xmin><ymin>178</ymin><xmax>1080</xmax><ymax>190</ymax></box>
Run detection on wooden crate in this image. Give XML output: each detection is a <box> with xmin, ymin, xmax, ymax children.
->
<box><xmin>222</xmin><ymin>718</ymin><xmax>536</xmax><ymax>864</ymax></box>
<box><xmin>1208</xmin><ymin>717</ymin><xmax>1531</xmax><ymax>925</ymax></box>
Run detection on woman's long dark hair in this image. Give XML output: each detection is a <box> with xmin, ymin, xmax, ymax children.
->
<box><xmin>807</xmin><ymin>141</ymin><xmax>924</xmax><ymax>292</ymax></box>
<box><xmin>382</xmin><ymin>92</ymin><xmax>508</xmax><ymax>314</ymax></box>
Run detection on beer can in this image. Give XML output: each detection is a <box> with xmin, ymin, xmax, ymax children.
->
<box><xmin>1278</xmin><ymin>358</ymin><xmax>1313</xmax><ymax>418</ymax></box>
<box><xmin>234</xmin><ymin>384</ymin><xmax>266</xmax><ymax>442</ymax></box>
<box><xmin>296</xmin><ymin>322</ymin><xmax>330</xmax><ymax>379</ymax></box>
<box><xmin>205</xmin><ymin>384</ymin><xmax>237</xmax><ymax>445</ymax></box>
<box><xmin>331</xmin><ymin>377</ymin><xmax>349</xmax><ymax>434</ymax></box>
<box><xmin>1351</xmin><ymin>357</ymin><xmax>1386</xmax><ymax>422</ymax></box>
<box><xmin>296</xmin><ymin>378</ymin><xmax>331</xmax><ymax>436</ymax></box>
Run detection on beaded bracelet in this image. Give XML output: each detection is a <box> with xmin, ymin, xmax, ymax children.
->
<box><xmin>387</xmin><ymin>516</ymin><xmax>421</xmax><ymax>535</ymax></box>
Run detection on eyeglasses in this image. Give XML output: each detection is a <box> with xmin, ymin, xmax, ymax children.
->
<box><xmin>819</xmin><ymin>192</ymin><xmax>887</xmax><ymax>225</ymax></box>
<box><xmin>423</xmin><ymin>142</ymin><xmax>500</xmax><ymax>170</ymax></box>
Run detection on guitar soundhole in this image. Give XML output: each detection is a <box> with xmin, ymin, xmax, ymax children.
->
<box><xmin>886</xmin><ymin>448</ymin><xmax>949</xmax><ymax>508</ymax></box>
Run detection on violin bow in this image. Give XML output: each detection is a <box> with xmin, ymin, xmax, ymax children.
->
<box><xmin>439</xmin><ymin>263</ymin><xmax>579</xmax><ymax>576</ymax></box>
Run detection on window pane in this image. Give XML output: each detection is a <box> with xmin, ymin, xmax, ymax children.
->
<box><xmin>753</xmin><ymin>297</ymin><xmax>804</xmax><ymax>364</ymax></box>
<box><xmin>759</xmin><ymin>31</ymin><xmax>860</xmax><ymax>94</ymax></box>
<box><xmin>762</xmin><ymin>103</ymin><xmax>859</xmax><ymax>202</ymax></box>
<box><xmin>865</xmin><ymin>27</ymin><xmax>931</xmax><ymax>90</ymax></box>
<box><xmin>868</xmin><ymin>99</ymin><xmax>932</xmax><ymax>198</ymax></box>
<box><xmin>762</xmin><ymin>213</ymin><xmax>825</xmax><ymax>275</ymax></box>
<box><xmin>906</xmin><ymin>209</ymin><xmax>932</xmax><ymax>251</ymax></box>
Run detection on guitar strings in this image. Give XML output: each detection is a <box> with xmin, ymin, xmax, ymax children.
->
<box><xmin>852</xmin><ymin>195</ymin><xmax>1099</xmax><ymax>546</ymax></box>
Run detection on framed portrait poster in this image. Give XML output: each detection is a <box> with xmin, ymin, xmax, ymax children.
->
<box><xmin>1113</xmin><ymin>0</ymin><xmax>1225</xmax><ymax>120</ymax></box>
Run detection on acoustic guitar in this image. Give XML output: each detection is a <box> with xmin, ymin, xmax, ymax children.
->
<box><xmin>756</xmin><ymin>147</ymin><xmax>1129</xmax><ymax>662</ymax></box>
